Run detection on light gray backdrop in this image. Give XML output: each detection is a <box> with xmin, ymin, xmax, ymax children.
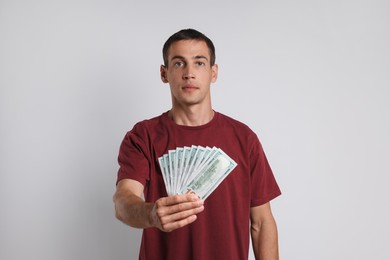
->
<box><xmin>1</xmin><ymin>0</ymin><xmax>389</xmax><ymax>259</ymax></box>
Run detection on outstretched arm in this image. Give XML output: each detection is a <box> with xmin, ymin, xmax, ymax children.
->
<box><xmin>113</xmin><ymin>179</ymin><xmax>204</xmax><ymax>232</ymax></box>
<box><xmin>250</xmin><ymin>202</ymin><xmax>279</xmax><ymax>260</ymax></box>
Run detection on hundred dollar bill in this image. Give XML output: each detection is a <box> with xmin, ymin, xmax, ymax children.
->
<box><xmin>187</xmin><ymin>146</ymin><xmax>204</xmax><ymax>175</ymax></box>
<box><xmin>158</xmin><ymin>156</ymin><xmax>169</xmax><ymax>195</ymax></box>
<box><xmin>192</xmin><ymin>146</ymin><xmax>217</xmax><ymax>175</ymax></box>
<box><xmin>163</xmin><ymin>154</ymin><xmax>172</xmax><ymax>195</ymax></box>
<box><xmin>181</xmin><ymin>148</ymin><xmax>237</xmax><ymax>200</ymax></box>
<box><xmin>169</xmin><ymin>149</ymin><xmax>177</xmax><ymax>195</ymax></box>
<box><xmin>180</xmin><ymin>145</ymin><xmax>198</xmax><ymax>191</ymax></box>
<box><xmin>183</xmin><ymin>146</ymin><xmax>218</xmax><ymax>188</ymax></box>
<box><xmin>174</xmin><ymin>147</ymin><xmax>184</xmax><ymax>194</ymax></box>
<box><xmin>158</xmin><ymin>146</ymin><xmax>237</xmax><ymax>199</ymax></box>
<box><xmin>193</xmin><ymin>146</ymin><xmax>213</xmax><ymax>173</ymax></box>
<box><xmin>178</xmin><ymin>146</ymin><xmax>191</xmax><ymax>194</ymax></box>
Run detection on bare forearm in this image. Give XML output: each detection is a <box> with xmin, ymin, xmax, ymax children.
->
<box><xmin>251</xmin><ymin>217</ymin><xmax>279</xmax><ymax>260</ymax></box>
<box><xmin>113</xmin><ymin>179</ymin><xmax>204</xmax><ymax>232</ymax></box>
<box><xmin>113</xmin><ymin>189</ymin><xmax>154</xmax><ymax>228</ymax></box>
<box><xmin>250</xmin><ymin>202</ymin><xmax>279</xmax><ymax>260</ymax></box>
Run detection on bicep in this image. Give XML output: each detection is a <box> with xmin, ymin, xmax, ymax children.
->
<box><xmin>250</xmin><ymin>202</ymin><xmax>274</xmax><ymax>227</ymax></box>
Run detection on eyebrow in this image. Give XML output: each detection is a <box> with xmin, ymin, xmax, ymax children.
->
<box><xmin>170</xmin><ymin>55</ymin><xmax>209</xmax><ymax>61</ymax></box>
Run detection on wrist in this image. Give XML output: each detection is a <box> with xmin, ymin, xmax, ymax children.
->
<box><xmin>148</xmin><ymin>203</ymin><xmax>158</xmax><ymax>228</ymax></box>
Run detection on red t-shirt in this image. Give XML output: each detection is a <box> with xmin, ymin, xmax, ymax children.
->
<box><xmin>117</xmin><ymin>111</ymin><xmax>281</xmax><ymax>260</ymax></box>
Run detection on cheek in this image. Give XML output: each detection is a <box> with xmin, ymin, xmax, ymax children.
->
<box><xmin>167</xmin><ymin>72</ymin><xmax>180</xmax><ymax>82</ymax></box>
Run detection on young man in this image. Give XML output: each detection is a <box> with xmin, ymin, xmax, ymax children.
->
<box><xmin>114</xmin><ymin>29</ymin><xmax>281</xmax><ymax>260</ymax></box>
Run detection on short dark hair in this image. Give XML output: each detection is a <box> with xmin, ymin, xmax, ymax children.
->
<box><xmin>162</xmin><ymin>28</ymin><xmax>216</xmax><ymax>67</ymax></box>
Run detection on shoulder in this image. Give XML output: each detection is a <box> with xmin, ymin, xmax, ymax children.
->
<box><xmin>216</xmin><ymin>112</ymin><xmax>256</xmax><ymax>135</ymax></box>
<box><xmin>120</xmin><ymin>112</ymin><xmax>169</xmax><ymax>150</ymax></box>
<box><xmin>130</xmin><ymin>112</ymin><xmax>169</xmax><ymax>133</ymax></box>
<box><xmin>215</xmin><ymin>112</ymin><xmax>263</xmax><ymax>152</ymax></box>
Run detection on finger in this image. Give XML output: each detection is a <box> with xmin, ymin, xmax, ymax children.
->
<box><xmin>160</xmin><ymin>204</ymin><xmax>204</xmax><ymax>225</ymax></box>
<box><xmin>160</xmin><ymin>193</ymin><xmax>202</xmax><ymax>206</ymax></box>
<box><xmin>155</xmin><ymin>199</ymin><xmax>203</xmax><ymax>217</ymax></box>
<box><xmin>161</xmin><ymin>214</ymin><xmax>199</xmax><ymax>232</ymax></box>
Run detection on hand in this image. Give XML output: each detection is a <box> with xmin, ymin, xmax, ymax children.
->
<box><xmin>150</xmin><ymin>193</ymin><xmax>204</xmax><ymax>232</ymax></box>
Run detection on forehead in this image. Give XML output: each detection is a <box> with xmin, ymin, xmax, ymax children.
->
<box><xmin>167</xmin><ymin>40</ymin><xmax>210</xmax><ymax>60</ymax></box>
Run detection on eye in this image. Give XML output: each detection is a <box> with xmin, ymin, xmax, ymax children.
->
<box><xmin>196</xmin><ymin>61</ymin><xmax>205</xmax><ymax>66</ymax></box>
<box><xmin>174</xmin><ymin>61</ymin><xmax>184</xmax><ymax>67</ymax></box>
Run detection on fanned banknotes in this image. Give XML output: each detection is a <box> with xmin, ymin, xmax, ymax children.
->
<box><xmin>158</xmin><ymin>146</ymin><xmax>237</xmax><ymax>200</ymax></box>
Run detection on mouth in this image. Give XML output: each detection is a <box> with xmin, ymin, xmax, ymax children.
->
<box><xmin>182</xmin><ymin>84</ymin><xmax>198</xmax><ymax>91</ymax></box>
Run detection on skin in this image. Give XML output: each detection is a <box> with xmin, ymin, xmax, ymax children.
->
<box><xmin>113</xmin><ymin>39</ymin><xmax>279</xmax><ymax>259</ymax></box>
<box><xmin>251</xmin><ymin>203</ymin><xmax>280</xmax><ymax>260</ymax></box>
<box><xmin>160</xmin><ymin>39</ymin><xmax>218</xmax><ymax>126</ymax></box>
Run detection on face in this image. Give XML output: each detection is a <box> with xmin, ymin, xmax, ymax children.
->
<box><xmin>160</xmin><ymin>40</ymin><xmax>218</xmax><ymax>108</ymax></box>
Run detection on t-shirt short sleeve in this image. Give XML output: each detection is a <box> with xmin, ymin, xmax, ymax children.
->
<box><xmin>116</xmin><ymin>128</ymin><xmax>150</xmax><ymax>186</ymax></box>
<box><xmin>250</xmin><ymin>134</ymin><xmax>281</xmax><ymax>207</ymax></box>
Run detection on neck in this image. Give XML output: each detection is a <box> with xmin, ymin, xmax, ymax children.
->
<box><xmin>169</xmin><ymin>105</ymin><xmax>214</xmax><ymax>126</ymax></box>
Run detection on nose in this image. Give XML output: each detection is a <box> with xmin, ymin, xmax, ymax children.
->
<box><xmin>182</xmin><ymin>66</ymin><xmax>195</xmax><ymax>80</ymax></box>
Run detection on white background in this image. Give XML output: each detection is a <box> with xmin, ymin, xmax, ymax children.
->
<box><xmin>1</xmin><ymin>1</ymin><xmax>389</xmax><ymax>259</ymax></box>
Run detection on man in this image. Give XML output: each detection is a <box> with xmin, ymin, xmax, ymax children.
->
<box><xmin>114</xmin><ymin>28</ymin><xmax>281</xmax><ymax>260</ymax></box>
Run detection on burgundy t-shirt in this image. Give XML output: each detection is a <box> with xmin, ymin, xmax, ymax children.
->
<box><xmin>117</xmin><ymin>111</ymin><xmax>281</xmax><ymax>260</ymax></box>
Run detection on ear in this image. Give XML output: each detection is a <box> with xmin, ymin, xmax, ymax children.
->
<box><xmin>160</xmin><ymin>65</ymin><xmax>168</xmax><ymax>83</ymax></box>
<box><xmin>211</xmin><ymin>64</ymin><xmax>218</xmax><ymax>83</ymax></box>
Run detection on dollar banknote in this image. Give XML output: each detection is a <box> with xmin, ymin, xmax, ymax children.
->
<box><xmin>158</xmin><ymin>146</ymin><xmax>237</xmax><ymax>200</ymax></box>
